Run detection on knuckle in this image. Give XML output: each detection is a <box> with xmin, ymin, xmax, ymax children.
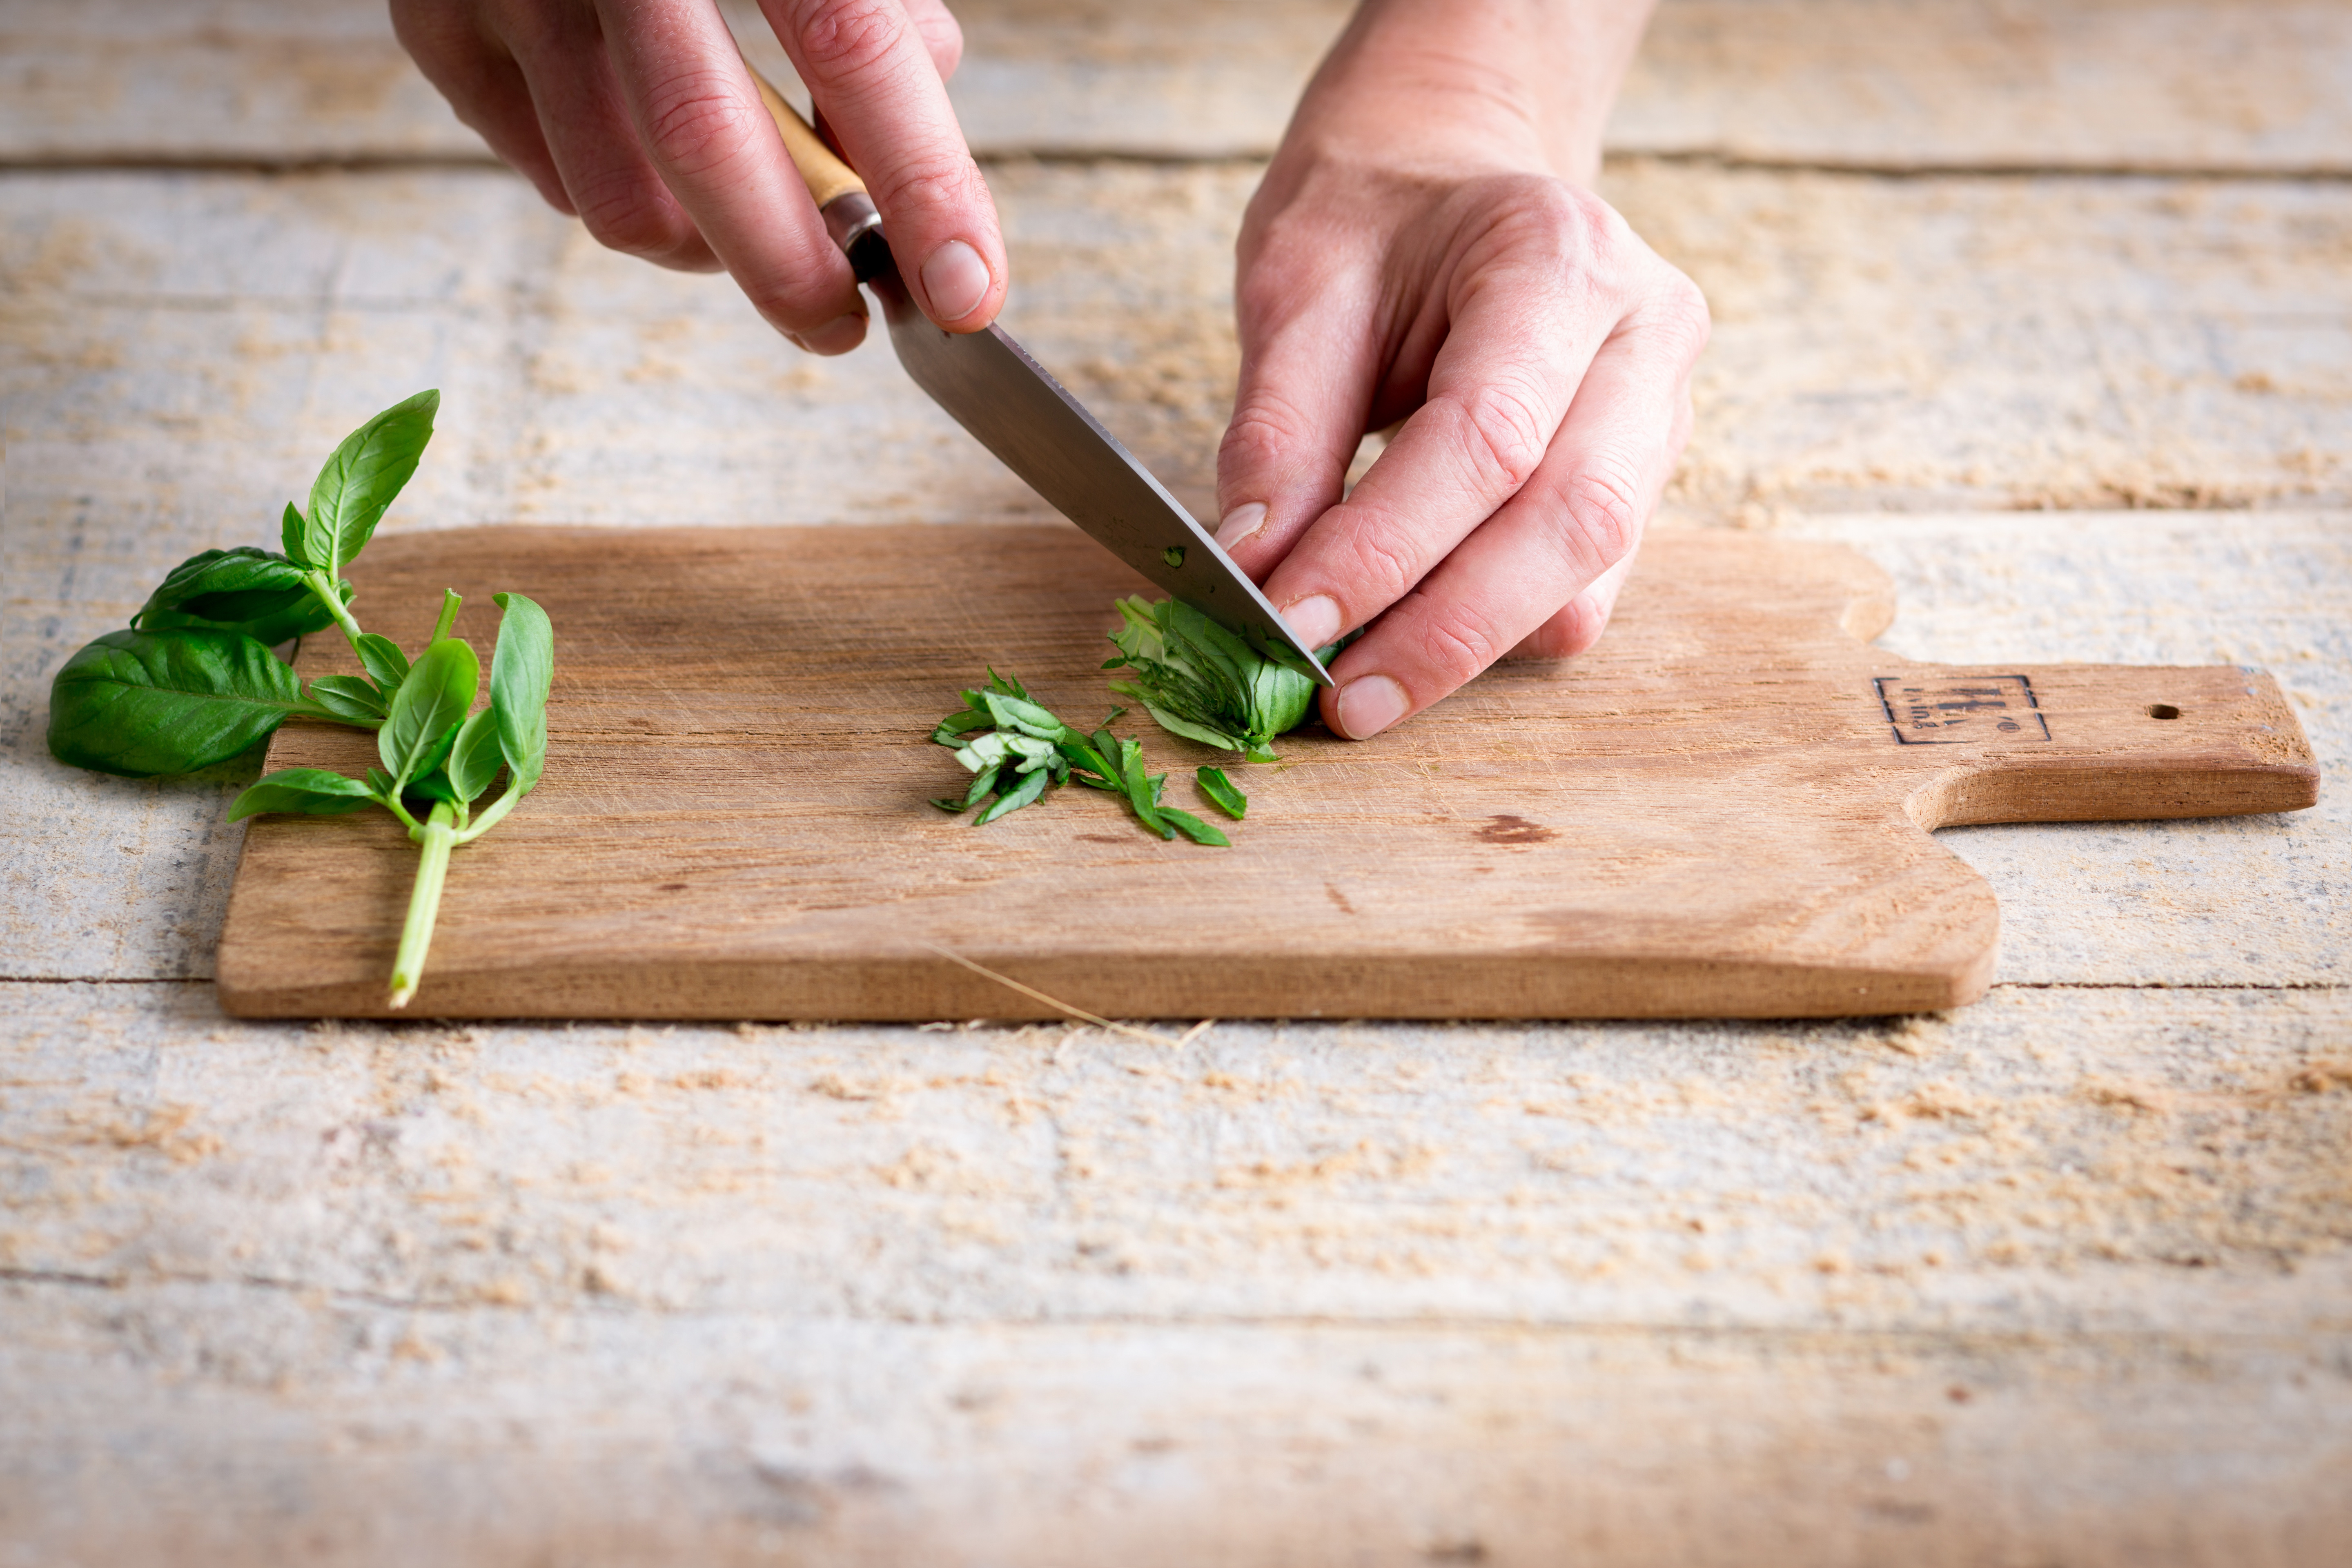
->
<box><xmin>788</xmin><ymin>0</ymin><xmax>913</xmax><ymax>82</ymax></box>
<box><xmin>1414</xmin><ymin>599</ymin><xmax>1506</xmax><ymax>686</ymax></box>
<box><xmin>1448</xmin><ymin>382</ymin><xmax>1553</xmax><ymax>491</ymax></box>
<box><xmin>1559</xmin><ymin>457</ymin><xmax>1646</xmax><ymax>568</ymax></box>
<box><xmin>1343</xmin><ymin>526</ymin><xmax>1421</xmax><ymax>604</ymax></box>
<box><xmin>573</xmin><ymin>175</ymin><xmax>695</xmax><ymax>258</ymax></box>
<box><xmin>639</xmin><ymin>71</ymin><xmax>765</xmax><ymax>182</ymax></box>
<box><xmin>1218</xmin><ymin>388</ymin><xmax>1320</xmax><ymax>473</ymax></box>
<box><xmin>870</xmin><ymin>148</ymin><xmax>984</xmax><ymax>220</ymax></box>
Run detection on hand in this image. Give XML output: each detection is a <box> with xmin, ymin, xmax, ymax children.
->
<box><xmin>1213</xmin><ymin>0</ymin><xmax>1708</xmax><ymax>739</ymax></box>
<box><xmin>392</xmin><ymin>0</ymin><xmax>1007</xmax><ymax>352</ymax></box>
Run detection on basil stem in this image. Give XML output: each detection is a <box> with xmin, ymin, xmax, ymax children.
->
<box><xmin>388</xmin><ymin>800</ymin><xmax>457</xmax><ymax>1009</ymax></box>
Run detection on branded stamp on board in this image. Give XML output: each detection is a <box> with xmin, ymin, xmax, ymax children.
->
<box><xmin>1874</xmin><ymin>674</ymin><xmax>2051</xmax><ymax>745</ymax></box>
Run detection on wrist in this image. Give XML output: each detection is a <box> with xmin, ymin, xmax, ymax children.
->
<box><xmin>1281</xmin><ymin>0</ymin><xmax>1656</xmax><ymax>185</ymax></box>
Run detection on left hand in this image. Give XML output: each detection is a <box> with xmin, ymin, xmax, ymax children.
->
<box><xmin>1212</xmin><ymin>0</ymin><xmax>1709</xmax><ymax>739</ymax></box>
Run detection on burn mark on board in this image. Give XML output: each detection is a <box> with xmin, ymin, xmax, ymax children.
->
<box><xmin>1476</xmin><ymin>815</ymin><xmax>1557</xmax><ymax>846</ymax></box>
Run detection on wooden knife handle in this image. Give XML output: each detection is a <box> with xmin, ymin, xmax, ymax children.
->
<box><xmin>745</xmin><ymin>64</ymin><xmax>884</xmax><ymax>261</ymax></box>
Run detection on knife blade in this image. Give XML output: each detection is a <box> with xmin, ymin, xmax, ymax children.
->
<box><xmin>749</xmin><ymin>69</ymin><xmax>1333</xmax><ymax>684</ymax></box>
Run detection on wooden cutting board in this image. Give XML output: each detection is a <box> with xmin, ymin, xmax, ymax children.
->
<box><xmin>215</xmin><ymin>524</ymin><xmax>2318</xmax><ymax>1021</ymax></box>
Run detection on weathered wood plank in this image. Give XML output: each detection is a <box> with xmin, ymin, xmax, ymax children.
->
<box><xmin>4</xmin><ymin>981</ymin><xmax>2346</xmax><ymax>1334</ymax></box>
<box><xmin>3</xmin><ymin>1</ymin><xmax>2348</xmax><ymax>170</ymax></box>
<box><xmin>3</xmin><ymin>978</ymin><xmax>2348</xmax><ymax>1562</ymax></box>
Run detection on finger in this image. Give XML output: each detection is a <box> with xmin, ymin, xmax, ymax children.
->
<box><xmin>763</xmin><ymin>0</ymin><xmax>1007</xmax><ymax>331</ymax></box>
<box><xmin>391</xmin><ymin>0</ymin><xmax>572</xmax><ymax>214</ymax></box>
<box><xmin>1512</xmin><ymin>547</ymin><xmax>1637</xmax><ymax>660</ymax></box>
<box><xmin>1212</xmin><ymin>257</ymin><xmax>1384</xmax><ymax>578</ymax></box>
<box><xmin>592</xmin><ymin>0</ymin><xmax>867</xmax><ymax>346</ymax></box>
<box><xmin>1259</xmin><ymin>183</ymin><xmax>1632</xmax><ymax>653</ymax></box>
<box><xmin>503</xmin><ymin>5</ymin><xmax>725</xmax><ymax>274</ymax></box>
<box><xmin>1319</xmin><ymin>324</ymin><xmax>1698</xmax><ymax>740</ymax></box>
<box><xmin>903</xmin><ymin>0</ymin><xmax>964</xmax><ymax>80</ymax></box>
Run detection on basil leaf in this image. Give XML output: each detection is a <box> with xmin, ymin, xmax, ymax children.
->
<box><xmin>302</xmin><ymin>389</ymin><xmax>438</xmax><ymax>578</ymax></box>
<box><xmin>445</xmin><ymin>706</ymin><xmax>503</xmax><ymax>803</ymax></box>
<box><xmin>1157</xmin><ymin>806</ymin><xmax>1230</xmax><ymax>847</ymax></box>
<box><xmin>47</xmin><ymin>628</ymin><xmax>308</xmax><ymax>777</ymax></box>
<box><xmin>974</xmin><ymin>764</ymin><xmax>1049</xmax><ymax>824</ymax></box>
<box><xmin>1117</xmin><ymin>737</ymin><xmax>1174</xmax><ymax>840</ymax></box>
<box><xmin>355</xmin><ymin>633</ymin><xmax>410</xmax><ymax>694</ymax></box>
<box><xmin>488</xmin><ymin>592</ymin><xmax>553</xmax><ymax>792</ymax></box>
<box><xmin>132</xmin><ymin>547</ymin><xmax>346</xmax><ymax>646</ymax></box>
<box><xmin>982</xmin><ymin>690</ymin><xmax>1067</xmax><ymax>740</ymax></box>
<box><xmin>1196</xmin><ymin>766</ymin><xmax>1247</xmax><ymax>819</ymax></box>
<box><xmin>365</xmin><ymin>767</ymin><xmax>396</xmax><ymax>797</ymax></box>
<box><xmin>380</xmin><ymin>636</ymin><xmax>478</xmax><ymax>788</ymax></box>
<box><xmin>404</xmin><ymin>764</ymin><xmax>461</xmax><ymax>806</ymax></box>
<box><xmin>933</xmin><ymin>708</ymin><xmax>991</xmax><ymax>744</ymax></box>
<box><xmin>226</xmin><ymin>767</ymin><xmax>376</xmax><ymax>822</ymax></box>
<box><xmin>280</xmin><ymin>501</ymin><xmax>309</xmax><ymax>566</ymax></box>
<box><xmin>1106</xmin><ymin>593</ymin><xmax>1317</xmax><ymax>759</ymax></box>
<box><xmin>961</xmin><ymin>762</ymin><xmax>1004</xmax><ymax>808</ymax></box>
<box><xmin>305</xmin><ymin>674</ymin><xmax>388</xmax><ymax>723</ymax></box>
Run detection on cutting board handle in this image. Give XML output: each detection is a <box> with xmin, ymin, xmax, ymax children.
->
<box><xmin>745</xmin><ymin>63</ymin><xmax>885</xmax><ymax>262</ymax></box>
<box><xmin>1878</xmin><ymin>661</ymin><xmax>2319</xmax><ymax>827</ymax></box>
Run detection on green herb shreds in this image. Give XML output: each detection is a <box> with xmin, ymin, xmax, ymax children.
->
<box><xmin>1103</xmin><ymin>595</ymin><xmax>1326</xmax><ymax>763</ymax></box>
<box><xmin>929</xmin><ymin>669</ymin><xmax>1226</xmax><ymax>846</ymax></box>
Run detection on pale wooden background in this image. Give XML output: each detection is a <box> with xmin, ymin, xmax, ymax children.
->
<box><xmin>2</xmin><ymin>2</ymin><xmax>2348</xmax><ymax>1562</ymax></box>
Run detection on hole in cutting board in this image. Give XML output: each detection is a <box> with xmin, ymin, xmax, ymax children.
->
<box><xmin>2148</xmin><ymin>703</ymin><xmax>2182</xmax><ymax>720</ymax></box>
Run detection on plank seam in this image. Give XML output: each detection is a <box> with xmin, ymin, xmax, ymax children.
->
<box><xmin>4</xmin><ymin>151</ymin><xmax>2351</xmax><ymax>184</ymax></box>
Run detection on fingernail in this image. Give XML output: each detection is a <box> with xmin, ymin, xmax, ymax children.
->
<box><xmin>1335</xmin><ymin>674</ymin><xmax>1410</xmax><ymax>739</ymax></box>
<box><xmin>1281</xmin><ymin>593</ymin><xmax>1342</xmax><ymax>649</ymax></box>
<box><xmin>1214</xmin><ymin>502</ymin><xmax>1268</xmax><ymax>549</ymax></box>
<box><xmin>920</xmin><ymin>238</ymin><xmax>991</xmax><ymax>323</ymax></box>
<box><xmin>799</xmin><ymin>312</ymin><xmax>865</xmax><ymax>356</ymax></box>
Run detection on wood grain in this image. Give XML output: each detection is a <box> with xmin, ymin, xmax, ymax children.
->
<box><xmin>213</xmin><ymin>526</ymin><xmax>2317</xmax><ymax>1021</ymax></box>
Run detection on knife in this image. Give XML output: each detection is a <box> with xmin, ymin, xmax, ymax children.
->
<box><xmin>748</xmin><ymin>69</ymin><xmax>1333</xmax><ymax>684</ymax></box>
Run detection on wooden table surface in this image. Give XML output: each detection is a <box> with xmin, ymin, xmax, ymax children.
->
<box><xmin>3</xmin><ymin>2</ymin><xmax>2348</xmax><ymax>1562</ymax></box>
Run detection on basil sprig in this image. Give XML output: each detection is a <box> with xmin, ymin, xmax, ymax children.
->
<box><xmin>46</xmin><ymin>390</ymin><xmax>557</xmax><ymax>1007</ymax></box>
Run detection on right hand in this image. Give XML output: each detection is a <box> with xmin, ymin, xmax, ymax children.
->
<box><xmin>392</xmin><ymin>0</ymin><xmax>1007</xmax><ymax>353</ymax></box>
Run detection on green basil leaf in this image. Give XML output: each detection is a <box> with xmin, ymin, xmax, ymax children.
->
<box><xmin>365</xmin><ymin>767</ymin><xmax>396</xmax><ymax>797</ymax></box>
<box><xmin>488</xmin><ymin>592</ymin><xmax>553</xmax><ymax>792</ymax></box>
<box><xmin>405</xmin><ymin>765</ymin><xmax>461</xmax><ymax>806</ymax></box>
<box><xmin>132</xmin><ymin>546</ymin><xmax>345</xmax><ymax>646</ymax></box>
<box><xmin>1196</xmin><ymin>766</ymin><xmax>1248</xmax><ymax>819</ymax></box>
<box><xmin>961</xmin><ymin>762</ymin><xmax>1004</xmax><ymax>808</ymax></box>
<box><xmin>354</xmin><ymin>633</ymin><xmax>410</xmax><ymax>694</ymax></box>
<box><xmin>408</xmin><ymin>717</ymin><xmax>466</xmax><ymax>789</ymax></box>
<box><xmin>305</xmin><ymin>675</ymin><xmax>388</xmax><ymax>723</ymax></box>
<box><xmin>974</xmin><ymin>764</ymin><xmax>1049</xmax><ymax>824</ymax></box>
<box><xmin>1157</xmin><ymin>806</ymin><xmax>1230</xmax><ymax>847</ymax></box>
<box><xmin>1117</xmin><ymin>737</ymin><xmax>1174</xmax><ymax>840</ymax></box>
<box><xmin>303</xmin><ymin>389</ymin><xmax>439</xmax><ymax>577</ymax></box>
<box><xmin>380</xmin><ymin>636</ymin><xmax>478</xmax><ymax>787</ymax></box>
<box><xmin>933</xmin><ymin>708</ymin><xmax>991</xmax><ymax>744</ymax></box>
<box><xmin>981</xmin><ymin>691</ymin><xmax>1067</xmax><ymax>740</ymax></box>
<box><xmin>47</xmin><ymin>628</ymin><xmax>308</xmax><ymax>777</ymax></box>
<box><xmin>280</xmin><ymin>502</ymin><xmax>309</xmax><ymax>566</ymax></box>
<box><xmin>954</xmin><ymin>732</ymin><xmax>1011</xmax><ymax>773</ymax></box>
<box><xmin>445</xmin><ymin>706</ymin><xmax>503</xmax><ymax>803</ymax></box>
<box><xmin>226</xmin><ymin>767</ymin><xmax>376</xmax><ymax>822</ymax></box>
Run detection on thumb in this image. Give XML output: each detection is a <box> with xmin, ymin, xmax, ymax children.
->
<box><xmin>1213</xmin><ymin>270</ymin><xmax>1379</xmax><ymax>579</ymax></box>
